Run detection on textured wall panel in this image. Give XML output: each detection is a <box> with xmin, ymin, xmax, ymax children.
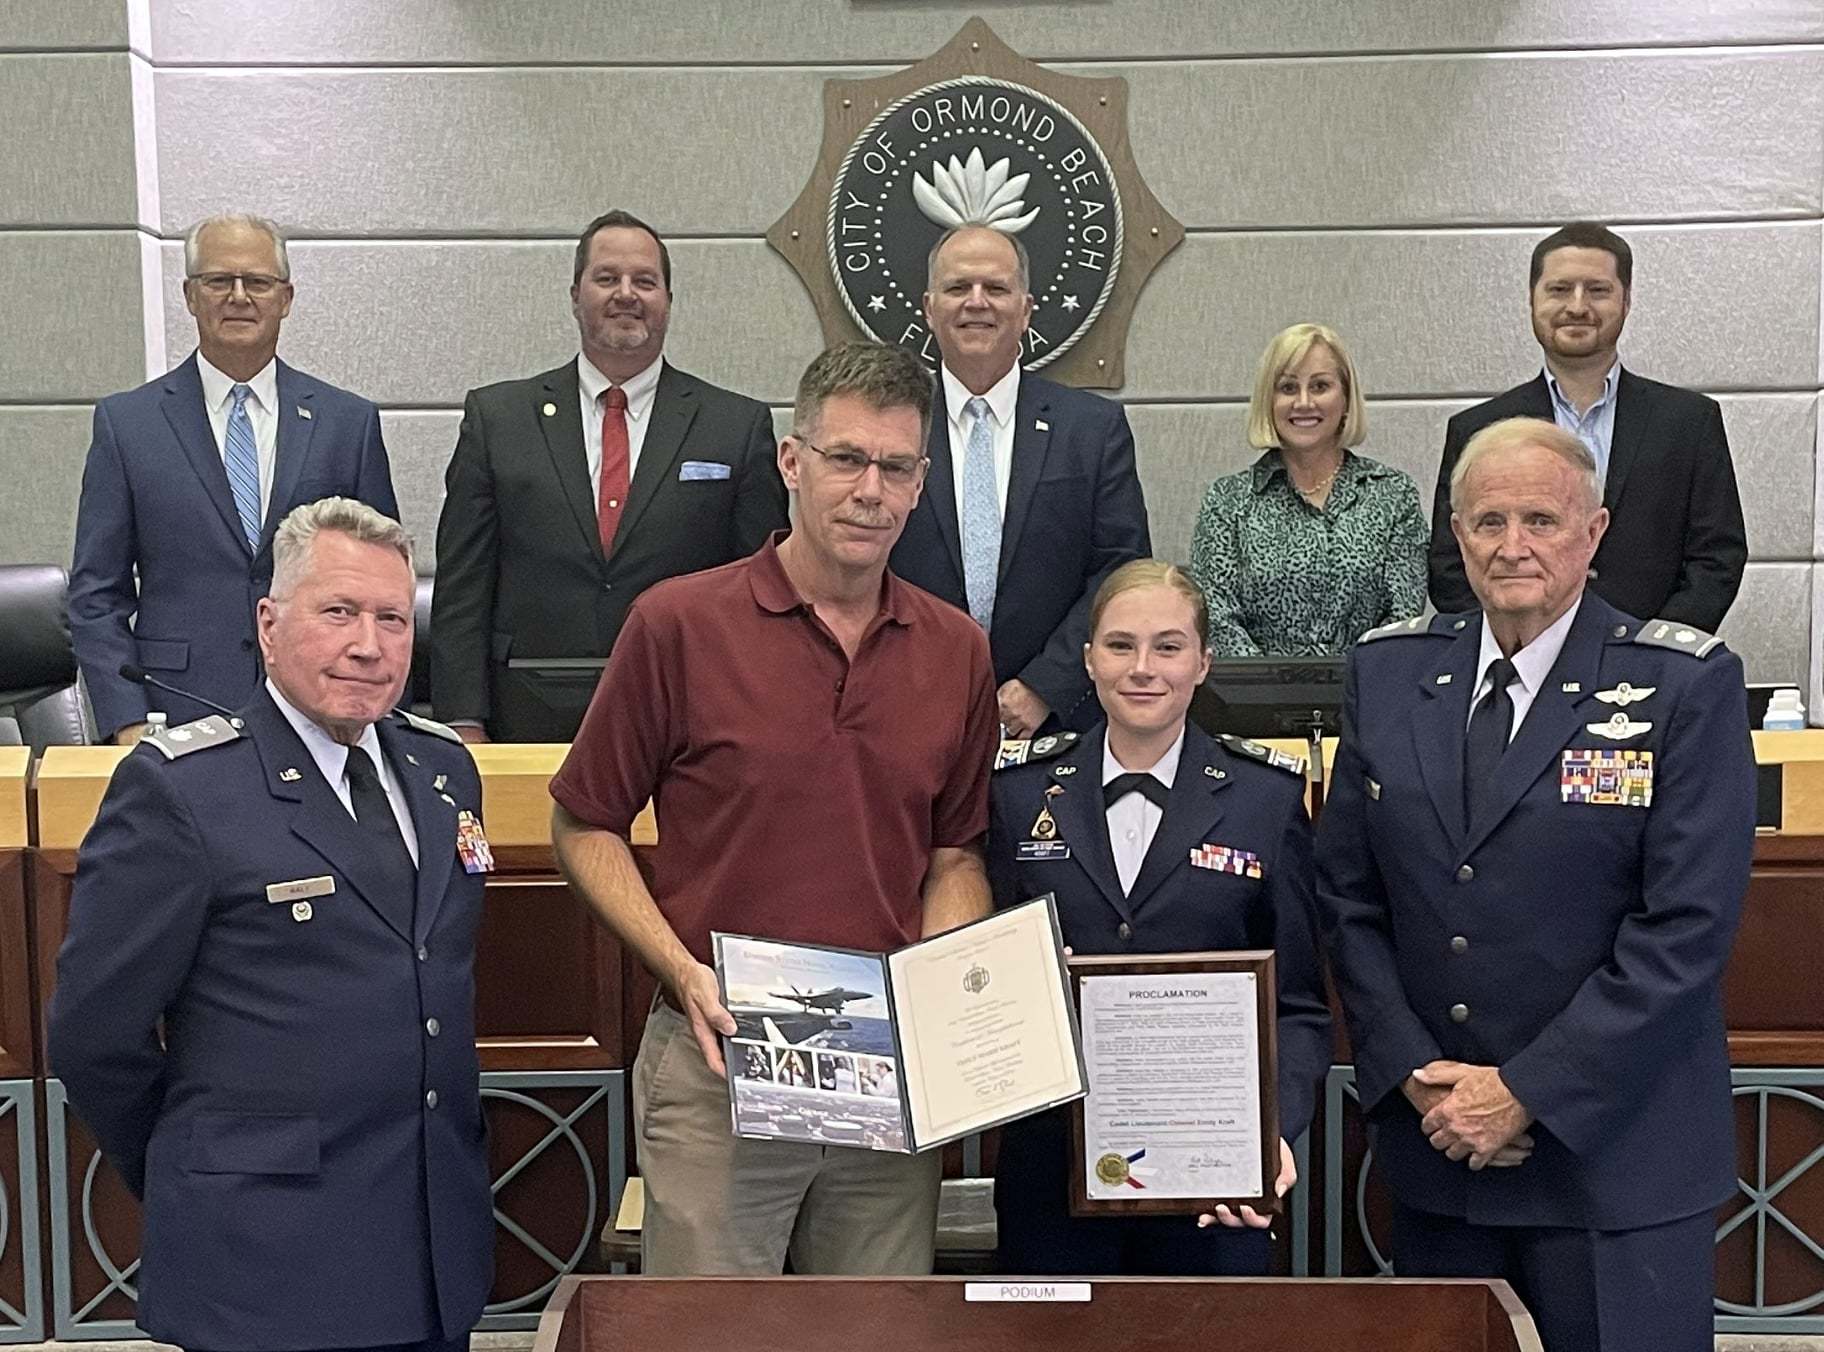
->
<box><xmin>160</xmin><ymin>226</ymin><xmax>1820</xmax><ymax>410</ymax></box>
<box><xmin>0</xmin><ymin>407</ymin><xmax>89</xmax><ymax>565</ymax></box>
<box><xmin>1721</xmin><ymin>562</ymin><xmax>1810</xmax><ymax>683</ymax></box>
<box><xmin>0</xmin><ymin>54</ymin><xmax>138</xmax><ymax>226</ymax></box>
<box><xmin>151</xmin><ymin>51</ymin><xmax>1822</xmax><ymax>237</ymax></box>
<box><xmin>144</xmin><ymin>0</ymin><xmax>1824</xmax><ymax>64</ymax></box>
<box><xmin>377</xmin><ymin>409</ymin><xmax>460</xmax><ymax>567</ymax></box>
<box><xmin>0</xmin><ymin>0</ymin><xmax>127</xmax><ymax>50</ymax></box>
<box><xmin>2</xmin><ymin>232</ymin><xmax>147</xmax><ymax>400</ymax></box>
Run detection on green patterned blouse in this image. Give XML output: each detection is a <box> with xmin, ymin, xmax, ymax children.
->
<box><xmin>1188</xmin><ymin>449</ymin><xmax>1428</xmax><ymax>657</ymax></box>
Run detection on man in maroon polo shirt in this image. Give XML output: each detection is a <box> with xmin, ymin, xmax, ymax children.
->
<box><xmin>550</xmin><ymin>341</ymin><xmax>999</xmax><ymax>1275</ymax></box>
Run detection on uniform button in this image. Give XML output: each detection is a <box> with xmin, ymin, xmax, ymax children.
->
<box><xmin>1455</xmin><ymin>864</ymin><xmax>1475</xmax><ymax>883</ymax></box>
<box><xmin>1450</xmin><ymin>1003</ymin><xmax>1470</xmax><ymax>1024</ymax></box>
<box><xmin>425</xmin><ymin>1089</ymin><xmax>439</xmax><ymax>1109</ymax></box>
<box><xmin>426</xmin><ymin>1017</ymin><xmax>441</xmax><ymax>1037</ymax></box>
<box><xmin>1450</xmin><ymin>935</ymin><xmax>1469</xmax><ymax>954</ymax></box>
<box><xmin>1125</xmin><ymin>828</ymin><xmax>1138</xmax><ymax>841</ymax></box>
<box><xmin>602</xmin><ymin>582</ymin><xmax>613</xmax><ymax>593</ymax></box>
<box><xmin>1117</xmin><ymin>922</ymin><xmax>1132</xmax><ymax>941</ymax></box>
<box><xmin>417</xmin><ymin>945</ymin><xmax>429</xmax><ymax>962</ymax></box>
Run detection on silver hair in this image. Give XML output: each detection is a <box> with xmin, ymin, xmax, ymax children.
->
<box><xmin>183</xmin><ymin>212</ymin><xmax>292</xmax><ymax>282</ymax></box>
<box><xmin>270</xmin><ymin>498</ymin><xmax>414</xmax><ymax>600</ymax></box>
<box><xmin>1450</xmin><ymin>416</ymin><xmax>1601</xmax><ymax>514</ymax></box>
<box><xmin>926</xmin><ymin>225</ymin><xmax>1030</xmax><ymax>294</ymax></box>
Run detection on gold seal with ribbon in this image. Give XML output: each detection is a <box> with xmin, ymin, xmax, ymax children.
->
<box><xmin>1095</xmin><ymin>1152</ymin><xmax>1129</xmax><ymax>1186</ymax></box>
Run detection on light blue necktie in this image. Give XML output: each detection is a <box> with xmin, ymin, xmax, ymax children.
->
<box><xmin>960</xmin><ymin>396</ymin><xmax>1001</xmax><ymax>630</ymax></box>
<box><xmin>224</xmin><ymin>383</ymin><xmax>262</xmax><ymax>549</ymax></box>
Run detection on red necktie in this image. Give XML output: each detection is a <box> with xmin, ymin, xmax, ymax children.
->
<box><xmin>598</xmin><ymin>385</ymin><xmax>629</xmax><ymax>553</ymax></box>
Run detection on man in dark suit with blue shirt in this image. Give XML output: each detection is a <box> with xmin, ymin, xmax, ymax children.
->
<box><xmin>51</xmin><ymin>498</ymin><xmax>492</xmax><ymax>1352</ymax></box>
<box><xmin>1319</xmin><ymin>416</ymin><xmax>1754</xmax><ymax>1351</ymax></box>
<box><xmin>71</xmin><ymin>213</ymin><xmax>397</xmax><ymax>744</ymax></box>
<box><xmin>890</xmin><ymin>225</ymin><xmax>1150</xmax><ymax>736</ymax></box>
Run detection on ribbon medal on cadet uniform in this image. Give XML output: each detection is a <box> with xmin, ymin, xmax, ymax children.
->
<box><xmin>1561</xmin><ymin>749</ymin><xmax>1653</xmax><ymax>807</ymax></box>
<box><xmin>1190</xmin><ymin>844</ymin><xmax>1262</xmax><ymax>878</ymax></box>
<box><xmin>1018</xmin><ymin>791</ymin><xmax>1071</xmax><ymax>862</ymax></box>
<box><xmin>456</xmin><ymin>810</ymin><xmax>495</xmax><ymax>874</ymax></box>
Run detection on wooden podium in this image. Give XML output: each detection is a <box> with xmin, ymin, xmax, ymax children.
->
<box><xmin>531</xmin><ymin>1275</ymin><xmax>1543</xmax><ymax>1352</ymax></box>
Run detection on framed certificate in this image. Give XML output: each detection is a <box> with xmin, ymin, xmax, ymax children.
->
<box><xmin>713</xmin><ymin>895</ymin><xmax>1086</xmax><ymax>1154</ymax></box>
<box><xmin>1066</xmin><ymin>951</ymin><xmax>1279</xmax><ymax>1217</ymax></box>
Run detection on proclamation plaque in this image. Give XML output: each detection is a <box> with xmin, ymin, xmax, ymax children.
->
<box><xmin>1068</xmin><ymin>952</ymin><xmax>1279</xmax><ymax>1217</ymax></box>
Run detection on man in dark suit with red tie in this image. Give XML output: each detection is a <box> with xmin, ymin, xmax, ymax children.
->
<box><xmin>431</xmin><ymin>209</ymin><xmax>788</xmax><ymax>742</ymax></box>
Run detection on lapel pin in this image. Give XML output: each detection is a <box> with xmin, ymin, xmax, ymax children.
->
<box><xmin>291</xmin><ymin>901</ymin><xmax>314</xmax><ymax>922</ymax></box>
<box><xmin>1204</xmin><ymin>765</ymin><xmax>1225</xmax><ymax>779</ymax></box>
<box><xmin>433</xmin><ymin>773</ymin><xmax>447</xmax><ymax>791</ymax></box>
<box><xmin>1596</xmin><ymin>682</ymin><xmax>1655</xmax><ymax>707</ymax></box>
<box><xmin>1562</xmin><ymin>682</ymin><xmax>1581</xmax><ymax>694</ymax></box>
<box><xmin>1035</xmin><ymin>419</ymin><xmax>1050</xmax><ymax>431</ymax></box>
<box><xmin>278</xmin><ymin>767</ymin><xmax>302</xmax><ymax>782</ymax></box>
<box><xmin>542</xmin><ymin>402</ymin><xmax>557</xmax><ymax>417</ymax></box>
<box><xmin>1589</xmin><ymin>712</ymin><xmax>1651</xmax><ymax>740</ymax></box>
<box><xmin>297</xmin><ymin>406</ymin><xmax>312</xmax><ymax>420</ymax></box>
<box><xmin>1053</xmin><ymin>764</ymin><xmax>1077</xmax><ymax>776</ymax></box>
<box><xmin>1435</xmin><ymin>673</ymin><xmax>1453</xmax><ymax>685</ymax></box>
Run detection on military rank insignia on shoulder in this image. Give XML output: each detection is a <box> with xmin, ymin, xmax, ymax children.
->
<box><xmin>1629</xmin><ymin>618</ymin><xmax>1724</xmax><ymax>659</ymax></box>
<box><xmin>398</xmin><ymin>710</ymin><xmax>464</xmax><ymax>744</ymax></box>
<box><xmin>1216</xmin><ymin>733</ymin><xmax>1307</xmax><ymax>777</ymax></box>
<box><xmin>142</xmin><ymin>714</ymin><xmax>242</xmax><ymax>760</ymax></box>
<box><xmin>995</xmin><ymin>731</ymin><xmax>1079</xmax><ymax>771</ymax></box>
<box><xmin>1359</xmin><ymin>613</ymin><xmax>1456</xmax><ymax>644</ymax></box>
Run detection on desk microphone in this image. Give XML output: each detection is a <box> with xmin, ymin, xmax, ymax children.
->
<box><xmin>118</xmin><ymin>664</ymin><xmax>241</xmax><ymax>722</ymax></box>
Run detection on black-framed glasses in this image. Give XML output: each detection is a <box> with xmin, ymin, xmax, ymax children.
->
<box><xmin>796</xmin><ymin>437</ymin><xmax>928</xmax><ymax>488</ymax></box>
<box><xmin>188</xmin><ymin>272</ymin><xmax>287</xmax><ymax>298</ymax></box>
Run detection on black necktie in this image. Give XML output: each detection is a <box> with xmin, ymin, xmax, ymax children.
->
<box><xmin>1464</xmin><ymin>657</ymin><xmax>1518</xmax><ymax>825</ymax></box>
<box><xmin>344</xmin><ymin>745</ymin><xmax>417</xmax><ymax>929</ymax></box>
<box><xmin>1104</xmin><ymin>773</ymin><xmax>1169</xmax><ymax>810</ymax></box>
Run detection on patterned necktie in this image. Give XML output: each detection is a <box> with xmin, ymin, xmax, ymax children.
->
<box><xmin>224</xmin><ymin>383</ymin><xmax>261</xmax><ymax>549</ymax></box>
<box><xmin>599</xmin><ymin>385</ymin><xmax>630</xmax><ymax>554</ymax></box>
<box><xmin>960</xmin><ymin>396</ymin><xmax>1001</xmax><ymax>630</ymax></box>
<box><xmin>344</xmin><ymin>745</ymin><xmax>417</xmax><ymax>933</ymax></box>
<box><xmin>1464</xmin><ymin>656</ymin><xmax>1518</xmax><ymax>825</ymax></box>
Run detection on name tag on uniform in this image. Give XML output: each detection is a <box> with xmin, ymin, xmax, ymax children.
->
<box><xmin>456</xmin><ymin>810</ymin><xmax>495</xmax><ymax>874</ymax></box>
<box><xmin>1017</xmin><ymin>841</ymin><xmax>1072</xmax><ymax>861</ymax></box>
<box><xmin>1562</xmin><ymin>749</ymin><xmax>1654</xmax><ymax>807</ymax></box>
<box><xmin>678</xmin><ymin>460</ymin><xmax>731</xmax><ymax>481</ymax></box>
<box><xmin>267</xmin><ymin>875</ymin><xmax>335</xmax><ymax>903</ymax></box>
<box><xmin>1190</xmin><ymin>844</ymin><xmax>1261</xmax><ymax>878</ymax></box>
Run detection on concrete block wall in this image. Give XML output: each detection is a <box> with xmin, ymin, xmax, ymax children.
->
<box><xmin>3</xmin><ymin>0</ymin><xmax>1821</xmax><ymax>690</ymax></box>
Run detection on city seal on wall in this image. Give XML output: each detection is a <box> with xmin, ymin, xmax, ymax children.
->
<box><xmin>769</xmin><ymin>18</ymin><xmax>1183</xmax><ymax>389</ymax></box>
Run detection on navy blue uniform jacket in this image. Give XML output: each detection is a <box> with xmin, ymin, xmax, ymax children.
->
<box><xmin>988</xmin><ymin>721</ymin><xmax>1332</xmax><ymax>1142</ymax></box>
<box><xmin>1316</xmin><ymin>595</ymin><xmax>1754</xmax><ymax>1230</ymax></box>
<box><xmin>890</xmin><ymin>373</ymin><xmax>1150</xmax><ymax>730</ymax></box>
<box><xmin>70</xmin><ymin>353</ymin><xmax>397</xmax><ymax>738</ymax></box>
<box><xmin>49</xmin><ymin>693</ymin><xmax>493</xmax><ymax>1350</ymax></box>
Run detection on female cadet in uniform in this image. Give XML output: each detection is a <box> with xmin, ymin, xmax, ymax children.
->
<box><xmin>988</xmin><ymin>559</ymin><xmax>1332</xmax><ymax>1275</ymax></box>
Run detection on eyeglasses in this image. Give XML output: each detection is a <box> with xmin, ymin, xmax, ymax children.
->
<box><xmin>797</xmin><ymin>438</ymin><xmax>928</xmax><ymax>488</ymax></box>
<box><xmin>188</xmin><ymin>272</ymin><xmax>287</xmax><ymax>298</ymax></box>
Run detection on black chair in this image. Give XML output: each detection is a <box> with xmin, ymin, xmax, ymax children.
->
<box><xmin>0</xmin><ymin>564</ymin><xmax>94</xmax><ymax>750</ymax></box>
<box><xmin>409</xmin><ymin>575</ymin><xmax>434</xmax><ymax>717</ymax></box>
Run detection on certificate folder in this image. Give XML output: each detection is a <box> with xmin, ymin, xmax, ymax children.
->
<box><xmin>713</xmin><ymin>895</ymin><xmax>1086</xmax><ymax>1153</ymax></box>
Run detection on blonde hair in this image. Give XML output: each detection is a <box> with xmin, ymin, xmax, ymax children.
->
<box><xmin>1088</xmin><ymin>560</ymin><xmax>1209</xmax><ymax>649</ymax></box>
<box><xmin>1245</xmin><ymin>323</ymin><xmax>1368</xmax><ymax>451</ymax></box>
<box><xmin>1449</xmin><ymin>416</ymin><xmax>1600</xmax><ymax>513</ymax></box>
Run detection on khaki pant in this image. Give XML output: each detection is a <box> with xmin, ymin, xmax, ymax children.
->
<box><xmin>633</xmin><ymin>1002</ymin><xmax>941</xmax><ymax>1275</ymax></box>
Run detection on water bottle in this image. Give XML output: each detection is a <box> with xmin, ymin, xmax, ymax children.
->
<box><xmin>1762</xmin><ymin>688</ymin><xmax>1807</xmax><ymax>731</ymax></box>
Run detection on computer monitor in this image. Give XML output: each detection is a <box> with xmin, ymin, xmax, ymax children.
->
<box><xmin>1189</xmin><ymin>655</ymin><xmax>1346</xmax><ymax>740</ymax></box>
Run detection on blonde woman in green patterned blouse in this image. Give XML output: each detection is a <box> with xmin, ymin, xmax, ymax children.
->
<box><xmin>1190</xmin><ymin>323</ymin><xmax>1428</xmax><ymax>656</ymax></box>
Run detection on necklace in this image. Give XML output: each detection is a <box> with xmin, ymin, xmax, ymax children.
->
<box><xmin>1292</xmin><ymin>461</ymin><xmax>1341</xmax><ymax>502</ymax></box>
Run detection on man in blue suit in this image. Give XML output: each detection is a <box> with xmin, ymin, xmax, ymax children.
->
<box><xmin>51</xmin><ymin>498</ymin><xmax>492</xmax><ymax>1352</ymax></box>
<box><xmin>1317</xmin><ymin>417</ymin><xmax>1754</xmax><ymax>1351</ymax></box>
<box><xmin>70</xmin><ymin>212</ymin><xmax>397</xmax><ymax>743</ymax></box>
<box><xmin>890</xmin><ymin>225</ymin><xmax>1150</xmax><ymax>736</ymax></box>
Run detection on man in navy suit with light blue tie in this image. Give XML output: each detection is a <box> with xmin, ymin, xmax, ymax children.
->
<box><xmin>1317</xmin><ymin>417</ymin><xmax>1755</xmax><ymax>1350</ymax></box>
<box><xmin>890</xmin><ymin>225</ymin><xmax>1150</xmax><ymax>736</ymax></box>
<box><xmin>70</xmin><ymin>212</ymin><xmax>397</xmax><ymax>742</ymax></box>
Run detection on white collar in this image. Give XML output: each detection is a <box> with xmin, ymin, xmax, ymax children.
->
<box><xmin>1476</xmin><ymin>596</ymin><xmax>1583</xmax><ymax>699</ymax></box>
<box><xmin>579</xmin><ymin>352</ymin><xmax>664</xmax><ymax>422</ymax></box>
<box><xmin>265</xmin><ymin>678</ymin><xmax>388</xmax><ymax>792</ymax></box>
<box><xmin>197</xmin><ymin>350</ymin><xmax>278</xmax><ymax>415</ymax></box>
<box><xmin>1101</xmin><ymin>726</ymin><xmax>1186</xmax><ymax>788</ymax></box>
<box><xmin>1542</xmin><ymin>358</ymin><xmax>1621</xmax><ymax>410</ymax></box>
<box><xmin>941</xmin><ymin>361</ymin><xmax>1019</xmax><ymax>429</ymax></box>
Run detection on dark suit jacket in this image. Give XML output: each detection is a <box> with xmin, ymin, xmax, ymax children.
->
<box><xmin>48</xmin><ymin>695</ymin><xmax>494</xmax><ymax>1349</ymax></box>
<box><xmin>69</xmin><ymin>354</ymin><xmax>397</xmax><ymax>737</ymax></box>
<box><xmin>431</xmin><ymin>359</ymin><xmax>786</xmax><ymax>741</ymax></box>
<box><xmin>890</xmin><ymin>371</ymin><xmax>1150</xmax><ymax>730</ymax></box>
<box><xmin>1316</xmin><ymin>597</ymin><xmax>1754</xmax><ymax>1230</ymax></box>
<box><xmin>1427</xmin><ymin>369</ymin><xmax>1747</xmax><ymax>631</ymax></box>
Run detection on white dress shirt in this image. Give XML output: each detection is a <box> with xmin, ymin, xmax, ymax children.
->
<box><xmin>578</xmin><ymin>352</ymin><xmax>664</xmax><ymax>499</ymax></box>
<box><xmin>266</xmin><ymin>679</ymin><xmax>420</xmax><ymax>865</ymax></box>
<box><xmin>1467</xmin><ymin>598</ymin><xmax>1583</xmax><ymax>743</ymax></box>
<box><xmin>197</xmin><ymin>351</ymin><xmax>278</xmax><ymax>523</ymax></box>
<box><xmin>1101</xmin><ymin>728</ymin><xmax>1185</xmax><ymax>895</ymax></box>
<box><xmin>942</xmin><ymin>362</ymin><xmax>1019</xmax><ymax>526</ymax></box>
